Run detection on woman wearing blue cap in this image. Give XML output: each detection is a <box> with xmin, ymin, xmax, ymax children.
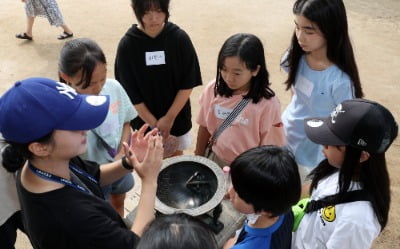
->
<box><xmin>0</xmin><ymin>77</ymin><xmax>164</xmax><ymax>249</ymax></box>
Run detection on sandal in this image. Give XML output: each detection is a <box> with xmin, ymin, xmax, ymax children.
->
<box><xmin>57</xmin><ymin>31</ymin><xmax>73</xmax><ymax>40</ymax></box>
<box><xmin>16</xmin><ymin>32</ymin><xmax>33</xmax><ymax>40</ymax></box>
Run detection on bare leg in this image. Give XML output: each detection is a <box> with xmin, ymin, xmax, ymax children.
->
<box><xmin>16</xmin><ymin>16</ymin><xmax>34</xmax><ymax>39</ymax></box>
<box><xmin>26</xmin><ymin>16</ymin><xmax>34</xmax><ymax>37</ymax></box>
<box><xmin>60</xmin><ymin>24</ymin><xmax>73</xmax><ymax>34</ymax></box>
<box><xmin>109</xmin><ymin>193</ymin><xmax>126</xmax><ymax>217</ymax></box>
<box><xmin>57</xmin><ymin>23</ymin><xmax>73</xmax><ymax>39</ymax></box>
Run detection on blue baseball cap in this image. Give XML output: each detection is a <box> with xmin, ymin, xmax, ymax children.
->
<box><xmin>0</xmin><ymin>77</ymin><xmax>110</xmax><ymax>143</ymax></box>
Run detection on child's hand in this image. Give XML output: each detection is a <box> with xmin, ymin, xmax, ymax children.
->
<box><xmin>156</xmin><ymin>115</ymin><xmax>174</xmax><ymax>139</ymax></box>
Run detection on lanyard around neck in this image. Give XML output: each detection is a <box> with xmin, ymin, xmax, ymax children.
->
<box><xmin>28</xmin><ymin>163</ymin><xmax>98</xmax><ymax>194</ymax></box>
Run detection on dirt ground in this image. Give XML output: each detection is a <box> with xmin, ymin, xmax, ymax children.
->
<box><xmin>0</xmin><ymin>0</ymin><xmax>399</xmax><ymax>248</ymax></box>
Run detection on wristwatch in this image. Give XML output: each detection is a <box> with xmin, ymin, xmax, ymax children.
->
<box><xmin>121</xmin><ymin>156</ymin><xmax>134</xmax><ymax>171</ymax></box>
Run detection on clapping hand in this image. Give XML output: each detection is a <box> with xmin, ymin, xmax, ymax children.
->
<box><xmin>121</xmin><ymin>124</ymin><xmax>164</xmax><ymax>181</ymax></box>
<box><xmin>125</xmin><ymin>124</ymin><xmax>159</xmax><ymax>162</ymax></box>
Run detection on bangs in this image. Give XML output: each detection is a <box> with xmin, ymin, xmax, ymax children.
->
<box><xmin>144</xmin><ymin>0</ymin><xmax>161</xmax><ymax>11</ymax></box>
<box><xmin>133</xmin><ymin>0</ymin><xmax>170</xmax><ymax>25</ymax></box>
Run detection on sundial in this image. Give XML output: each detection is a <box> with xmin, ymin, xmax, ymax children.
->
<box><xmin>155</xmin><ymin>155</ymin><xmax>226</xmax><ymax>233</ymax></box>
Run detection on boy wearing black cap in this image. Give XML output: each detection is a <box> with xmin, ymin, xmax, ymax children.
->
<box><xmin>293</xmin><ymin>99</ymin><xmax>398</xmax><ymax>249</ymax></box>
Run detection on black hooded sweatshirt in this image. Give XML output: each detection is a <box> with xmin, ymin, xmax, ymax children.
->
<box><xmin>115</xmin><ymin>22</ymin><xmax>202</xmax><ymax>136</ymax></box>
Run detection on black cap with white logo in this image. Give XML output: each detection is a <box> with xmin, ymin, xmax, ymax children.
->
<box><xmin>304</xmin><ymin>99</ymin><xmax>398</xmax><ymax>153</ymax></box>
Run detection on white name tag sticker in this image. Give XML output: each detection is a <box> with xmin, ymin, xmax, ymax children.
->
<box><xmin>145</xmin><ymin>51</ymin><xmax>166</xmax><ymax>66</ymax></box>
<box><xmin>214</xmin><ymin>104</ymin><xmax>231</xmax><ymax>120</ymax></box>
<box><xmin>295</xmin><ymin>75</ymin><xmax>314</xmax><ymax>97</ymax></box>
<box><xmin>214</xmin><ymin>104</ymin><xmax>249</xmax><ymax>125</ymax></box>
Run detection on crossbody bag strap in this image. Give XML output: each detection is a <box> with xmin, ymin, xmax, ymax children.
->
<box><xmin>91</xmin><ymin>130</ymin><xmax>118</xmax><ymax>158</ymax></box>
<box><xmin>210</xmin><ymin>98</ymin><xmax>251</xmax><ymax>144</ymax></box>
<box><xmin>305</xmin><ymin>189</ymin><xmax>372</xmax><ymax>213</ymax></box>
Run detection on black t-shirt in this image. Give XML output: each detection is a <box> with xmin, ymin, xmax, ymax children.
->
<box><xmin>115</xmin><ymin>22</ymin><xmax>202</xmax><ymax>136</ymax></box>
<box><xmin>17</xmin><ymin>157</ymin><xmax>139</xmax><ymax>249</ymax></box>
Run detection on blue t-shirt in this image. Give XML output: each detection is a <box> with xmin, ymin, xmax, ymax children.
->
<box><xmin>232</xmin><ymin>212</ymin><xmax>293</xmax><ymax>249</ymax></box>
<box><xmin>282</xmin><ymin>56</ymin><xmax>354</xmax><ymax>168</ymax></box>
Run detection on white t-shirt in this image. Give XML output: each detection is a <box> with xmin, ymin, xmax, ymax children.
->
<box><xmin>0</xmin><ymin>135</ymin><xmax>20</xmax><ymax>225</ymax></box>
<box><xmin>292</xmin><ymin>172</ymin><xmax>380</xmax><ymax>249</ymax></box>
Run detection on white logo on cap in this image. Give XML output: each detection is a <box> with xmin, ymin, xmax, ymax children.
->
<box><xmin>357</xmin><ymin>139</ymin><xmax>367</xmax><ymax>147</ymax></box>
<box><xmin>56</xmin><ymin>83</ymin><xmax>78</xmax><ymax>99</ymax></box>
<box><xmin>86</xmin><ymin>96</ymin><xmax>107</xmax><ymax>106</ymax></box>
<box><xmin>331</xmin><ymin>104</ymin><xmax>345</xmax><ymax>124</ymax></box>
<box><xmin>307</xmin><ymin>119</ymin><xmax>324</xmax><ymax>128</ymax></box>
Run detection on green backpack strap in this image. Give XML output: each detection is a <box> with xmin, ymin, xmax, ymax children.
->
<box><xmin>292</xmin><ymin>198</ymin><xmax>310</xmax><ymax>232</ymax></box>
<box><xmin>291</xmin><ymin>190</ymin><xmax>371</xmax><ymax>232</ymax></box>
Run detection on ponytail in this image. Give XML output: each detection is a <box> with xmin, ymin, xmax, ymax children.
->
<box><xmin>2</xmin><ymin>143</ymin><xmax>28</xmax><ymax>173</ymax></box>
<box><xmin>1</xmin><ymin>132</ymin><xmax>53</xmax><ymax>173</ymax></box>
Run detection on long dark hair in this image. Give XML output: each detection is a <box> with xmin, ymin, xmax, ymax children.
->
<box><xmin>309</xmin><ymin>146</ymin><xmax>390</xmax><ymax>230</ymax></box>
<box><xmin>59</xmin><ymin>38</ymin><xmax>106</xmax><ymax>89</ymax></box>
<box><xmin>1</xmin><ymin>132</ymin><xmax>54</xmax><ymax>173</ymax></box>
<box><xmin>282</xmin><ymin>0</ymin><xmax>363</xmax><ymax>98</ymax></box>
<box><xmin>215</xmin><ymin>33</ymin><xmax>275</xmax><ymax>103</ymax></box>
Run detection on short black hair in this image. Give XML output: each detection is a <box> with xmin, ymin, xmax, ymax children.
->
<box><xmin>230</xmin><ymin>146</ymin><xmax>301</xmax><ymax>216</ymax></box>
<box><xmin>136</xmin><ymin>213</ymin><xmax>218</xmax><ymax>249</ymax></box>
<box><xmin>131</xmin><ymin>0</ymin><xmax>170</xmax><ymax>27</ymax></box>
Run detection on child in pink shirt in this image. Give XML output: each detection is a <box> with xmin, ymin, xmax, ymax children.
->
<box><xmin>195</xmin><ymin>33</ymin><xmax>285</xmax><ymax>166</ymax></box>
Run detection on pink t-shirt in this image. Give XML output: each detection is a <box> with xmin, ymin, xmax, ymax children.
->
<box><xmin>197</xmin><ymin>81</ymin><xmax>286</xmax><ymax>164</ymax></box>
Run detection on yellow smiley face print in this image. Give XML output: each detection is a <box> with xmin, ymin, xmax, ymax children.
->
<box><xmin>322</xmin><ymin>206</ymin><xmax>336</xmax><ymax>222</ymax></box>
